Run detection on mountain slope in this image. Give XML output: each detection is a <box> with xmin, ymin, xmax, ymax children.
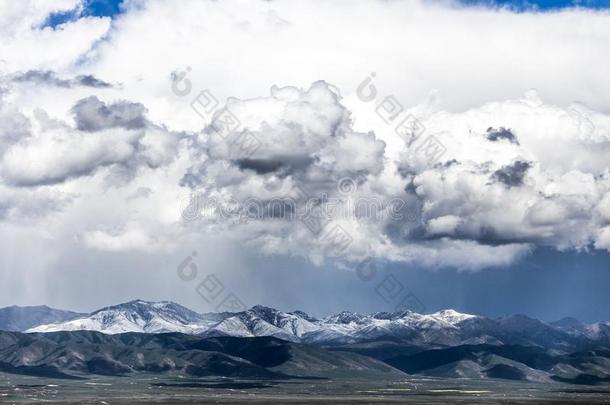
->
<box><xmin>201</xmin><ymin>305</ymin><xmax>319</xmax><ymax>341</ymax></box>
<box><xmin>0</xmin><ymin>330</ymin><xmax>404</xmax><ymax>380</ymax></box>
<box><xmin>2</xmin><ymin>330</ymin><xmax>610</xmax><ymax>384</ymax></box>
<box><xmin>28</xmin><ymin>300</ymin><xmax>221</xmax><ymax>334</ymax></box>
<box><xmin>378</xmin><ymin>344</ymin><xmax>610</xmax><ymax>384</ymax></box>
<box><xmin>0</xmin><ymin>305</ymin><xmax>83</xmax><ymax>332</ymax></box>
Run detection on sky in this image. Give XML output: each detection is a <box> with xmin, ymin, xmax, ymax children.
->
<box><xmin>0</xmin><ymin>0</ymin><xmax>610</xmax><ymax>322</ymax></box>
<box><xmin>461</xmin><ymin>0</ymin><xmax>610</xmax><ymax>9</ymax></box>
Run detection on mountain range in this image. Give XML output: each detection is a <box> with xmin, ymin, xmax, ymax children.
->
<box><xmin>7</xmin><ymin>300</ymin><xmax>609</xmax><ymax>350</ymax></box>
<box><xmin>2</xmin><ymin>300</ymin><xmax>610</xmax><ymax>384</ymax></box>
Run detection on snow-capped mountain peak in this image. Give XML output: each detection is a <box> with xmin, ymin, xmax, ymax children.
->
<box><xmin>323</xmin><ymin>311</ymin><xmax>366</xmax><ymax>324</ymax></box>
<box><xmin>26</xmin><ymin>303</ymin><xmax>482</xmax><ymax>344</ymax></box>
<box><xmin>21</xmin><ymin>302</ymin><xmax>610</xmax><ymax>350</ymax></box>
<box><xmin>28</xmin><ymin>300</ymin><xmax>216</xmax><ymax>334</ymax></box>
<box><xmin>203</xmin><ymin>305</ymin><xmax>320</xmax><ymax>340</ymax></box>
<box><xmin>430</xmin><ymin>309</ymin><xmax>478</xmax><ymax>325</ymax></box>
<box><xmin>90</xmin><ymin>299</ymin><xmax>204</xmax><ymax>324</ymax></box>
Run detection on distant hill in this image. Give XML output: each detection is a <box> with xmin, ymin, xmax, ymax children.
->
<box><xmin>0</xmin><ymin>330</ymin><xmax>402</xmax><ymax>380</ymax></box>
<box><xmin>0</xmin><ymin>305</ymin><xmax>83</xmax><ymax>332</ymax></box>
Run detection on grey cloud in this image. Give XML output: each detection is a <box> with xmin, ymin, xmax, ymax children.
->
<box><xmin>242</xmin><ymin>198</ymin><xmax>297</xmax><ymax>220</ymax></box>
<box><xmin>0</xmin><ymin>97</ymin><xmax>158</xmax><ymax>186</ymax></box>
<box><xmin>0</xmin><ymin>118</ymin><xmax>182</xmax><ymax>186</ymax></box>
<box><xmin>12</xmin><ymin>70</ymin><xmax>112</xmax><ymax>88</ymax></box>
<box><xmin>235</xmin><ymin>158</ymin><xmax>285</xmax><ymax>174</ymax></box>
<box><xmin>74</xmin><ymin>75</ymin><xmax>112</xmax><ymax>88</ymax></box>
<box><xmin>0</xmin><ymin>110</ymin><xmax>30</xmax><ymax>152</ymax></box>
<box><xmin>13</xmin><ymin>70</ymin><xmax>69</xmax><ymax>87</ymax></box>
<box><xmin>0</xmin><ymin>200</ymin><xmax>9</xmax><ymax>220</ymax></box>
<box><xmin>437</xmin><ymin>159</ymin><xmax>459</xmax><ymax>169</ymax></box>
<box><xmin>0</xmin><ymin>87</ymin><xmax>30</xmax><ymax>154</ymax></box>
<box><xmin>180</xmin><ymin>168</ymin><xmax>206</xmax><ymax>189</ymax></box>
<box><xmin>0</xmin><ymin>187</ymin><xmax>72</xmax><ymax>221</ymax></box>
<box><xmin>485</xmin><ymin>127</ymin><xmax>519</xmax><ymax>144</ymax></box>
<box><xmin>184</xmin><ymin>81</ymin><xmax>384</xmax><ymax>193</ymax></box>
<box><xmin>492</xmin><ymin>160</ymin><xmax>532</xmax><ymax>187</ymax></box>
<box><xmin>179</xmin><ymin>82</ymin><xmax>553</xmax><ymax>269</ymax></box>
<box><xmin>175</xmin><ymin>82</ymin><xmax>610</xmax><ymax>269</ymax></box>
<box><xmin>425</xmin><ymin>226</ymin><xmax>541</xmax><ymax>246</ymax></box>
<box><xmin>234</xmin><ymin>156</ymin><xmax>314</xmax><ymax>175</ymax></box>
<box><xmin>2</xmin><ymin>75</ymin><xmax>604</xmax><ymax>271</ymax></box>
<box><xmin>127</xmin><ymin>187</ymin><xmax>153</xmax><ymax>201</ymax></box>
<box><xmin>72</xmin><ymin>96</ymin><xmax>147</xmax><ymax>132</ymax></box>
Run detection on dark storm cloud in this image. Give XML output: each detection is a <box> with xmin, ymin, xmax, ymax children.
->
<box><xmin>12</xmin><ymin>70</ymin><xmax>112</xmax><ymax>88</ymax></box>
<box><xmin>485</xmin><ymin>127</ymin><xmax>519</xmax><ymax>144</ymax></box>
<box><xmin>235</xmin><ymin>158</ymin><xmax>285</xmax><ymax>174</ymax></box>
<box><xmin>427</xmin><ymin>226</ymin><xmax>542</xmax><ymax>246</ymax></box>
<box><xmin>234</xmin><ymin>156</ymin><xmax>314</xmax><ymax>175</ymax></box>
<box><xmin>13</xmin><ymin>70</ymin><xmax>70</xmax><ymax>87</ymax></box>
<box><xmin>492</xmin><ymin>160</ymin><xmax>532</xmax><ymax>187</ymax></box>
<box><xmin>437</xmin><ymin>159</ymin><xmax>460</xmax><ymax>169</ymax></box>
<box><xmin>72</xmin><ymin>96</ymin><xmax>147</xmax><ymax>132</ymax></box>
<box><xmin>180</xmin><ymin>168</ymin><xmax>205</xmax><ymax>189</ymax></box>
<box><xmin>74</xmin><ymin>75</ymin><xmax>112</xmax><ymax>88</ymax></box>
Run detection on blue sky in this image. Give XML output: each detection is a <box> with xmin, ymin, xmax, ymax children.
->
<box><xmin>43</xmin><ymin>0</ymin><xmax>124</xmax><ymax>28</ymax></box>
<box><xmin>42</xmin><ymin>0</ymin><xmax>610</xmax><ymax>29</ymax></box>
<box><xmin>226</xmin><ymin>248</ymin><xmax>610</xmax><ymax>323</ymax></box>
<box><xmin>35</xmin><ymin>244</ymin><xmax>610</xmax><ymax>323</ymax></box>
<box><xmin>461</xmin><ymin>0</ymin><xmax>610</xmax><ymax>9</ymax></box>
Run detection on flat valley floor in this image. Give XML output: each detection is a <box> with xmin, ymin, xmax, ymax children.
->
<box><xmin>2</xmin><ymin>373</ymin><xmax>610</xmax><ymax>404</ymax></box>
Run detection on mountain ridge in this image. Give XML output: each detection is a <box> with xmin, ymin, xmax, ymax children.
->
<box><xmin>3</xmin><ymin>301</ymin><xmax>610</xmax><ymax>385</ymax></box>
<box><xmin>0</xmin><ymin>300</ymin><xmax>606</xmax><ymax>350</ymax></box>
<box><xmin>0</xmin><ymin>330</ymin><xmax>403</xmax><ymax>380</ymax></box>
<box><xmin>1</xmin><ymin>329</ymin><xmax>610</xmax><ymax>385</ymax></box>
